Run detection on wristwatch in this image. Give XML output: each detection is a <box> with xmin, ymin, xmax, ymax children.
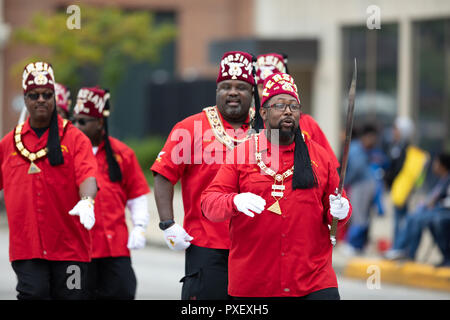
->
<box><xmin>159</xmin><ymin>219</ymin><xmax>175</xmax><ymax>231</ymax></box>
<box><xmin>81</xmin><ymin>196</ymin><xmax>95</xmax><ymax>205</ymax></box>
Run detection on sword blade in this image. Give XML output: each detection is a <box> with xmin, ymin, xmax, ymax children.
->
<box><xmin>337</xmin><ymin>58</ymin><xmax>357</xmax><ymax>194</ymax></box>
<box><xmin>330</xmin><ymin>58</ymin><xmax>357</xmax><ymax>247</ymax></box>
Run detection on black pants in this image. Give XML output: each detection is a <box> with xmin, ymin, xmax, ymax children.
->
<box><xmin>11</xmin><ymin>259</ymin><xmax>89</xmax><ymax>300</ymax></box>
<box><xmin>233</xmin><ymin>287</ymin><xmax>341</xmax><ymax>300</ymax></box>
<box><xmin>87</xmin><ymin>256</ymin><xmax>137</xmax><ymax>300</ymax></box>
<box><xmin>180</xmin><ymin>244</ymin><xmax>230</xmax><ymax>300</ymax></box>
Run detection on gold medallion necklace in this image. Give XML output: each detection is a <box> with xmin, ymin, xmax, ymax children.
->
<box><xmin>254</xmin><ymin>134</ymin><xmax>294</xmax><ymax>215</ymax></box>
<box><xmin>14</xmin><ymin>119</ymin><xmax>68</xmax><ymax>174</ymax></box>
<box><xmin>203</xmin><ymin>106</ymin><xmax>253</xmax><ymax>150</ymax></box>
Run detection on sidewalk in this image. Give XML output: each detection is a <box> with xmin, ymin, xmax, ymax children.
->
<box><xmin>344</xmin><ymin>256</ymin><xmax>450</xmax><ymax>292</ymax></box>
<box><xmin>331</xmin><ymin>194</ymin><xmax>450</xmax><ymax>292</ymax></box>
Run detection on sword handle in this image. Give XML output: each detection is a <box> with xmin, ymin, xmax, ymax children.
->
<box><xmin>330</xmin><ymin>218</ymin><xmax>339</xmax><ymax>247</ymax></box>
<box><xmin>329</xmin><ymin>188</ymin><xmax>341</xmax><ymax>247</ymax></box>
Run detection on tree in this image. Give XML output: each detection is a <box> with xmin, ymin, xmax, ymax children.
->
<box><xmin>12</xmin><ymin>5</ymin><xmax>177</xmax><ymax>91</ymax></box>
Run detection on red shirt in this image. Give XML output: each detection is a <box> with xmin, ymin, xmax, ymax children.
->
<box><xmin>0</xmin><ymin>116</ymin><xmax>98</xmax><ymax>262</ymax></box>
<box><xmin>201</xmin><ymin>131</ymin><xmax>351</xmax><ymax>297</ymax></box>
<box><xmin>300</xmin><ymin>113</ymin><xmax>340</xmax><ymax>169</ymax></box>
<box><xmin>91</xmin><ymin>137</ymin><xmax>150</xmax><ymax>258</ymax></box>
<box><xmin>151</xmin><ymin>106</ymin><xmax>250</xmax><ymax>249</ymax></box>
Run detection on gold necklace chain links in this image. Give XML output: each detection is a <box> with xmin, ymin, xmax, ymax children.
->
<box><xmin>203</xmin><ymin>106</ymin><xmax>253</xmax><ymax>149</ymax></box>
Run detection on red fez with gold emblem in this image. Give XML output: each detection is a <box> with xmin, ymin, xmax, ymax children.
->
<box><xmin>22</xmin><ymin>62</ymin><xmax>55</xmax><ymax>93</ymax></box>
<box><xmin>73</xmin><ymin>86</ymin><xmax>110</xmax><ymax>118</ymax></box>
<box><xmin>261</xmin><ymin>72</ymin><xmax>300</xmax><ymax>106</ymax></box>
<box><xmin>256</xmin><ymin>53</ymin><xmax>287</xmax><ymax>85</ymax></box>
<box><xmin>54</xmin><ymin>83</ymin><xmax>71</xmax><ymax>112</ymax></box>
<box><xmin>216</xmin><ymin>51</ymin><xmax>255</xmax><ymax>85</ymax></box>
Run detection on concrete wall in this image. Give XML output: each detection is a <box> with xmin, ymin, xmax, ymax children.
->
<box><xmin>253</xmin><ymin>0</ymin><xmax>450</xmax><ymax>153</ymax></box>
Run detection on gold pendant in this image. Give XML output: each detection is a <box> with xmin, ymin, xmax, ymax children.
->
<box><xmin>267</xmin><ymin>200</ymin><xmax>282</xmax><ymax>215</ymax></box>
<box><xmin>28</xmin><ymin>162</ymin><xmax>41</xmax><ymax>174</ymax></box>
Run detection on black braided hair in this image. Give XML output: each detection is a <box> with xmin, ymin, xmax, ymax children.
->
<box><xmin>281</xmin><ymin>53</ymin><xmax>289</xmax><ymax>74</ymax></box>
<box><xmin>47</xmin><ymin>104</ymin><xmax>64</xmax><ymax>166</ymax></box>
<box><xmin>292</xmin><ymin>126</ymin><xmax>318</xmax><ymax>190</ymax></box>
<box><xmin>251</xmin><ymin>55</ymin><xmax>264</xmax><ymax>131</ymax></box>
<box><xmin>102</xmin><ymin>94</ymin><xmax>122</xmax><ymax>182</ymax></box>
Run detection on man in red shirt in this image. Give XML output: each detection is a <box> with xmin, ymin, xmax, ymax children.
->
<box><xmin>0</xmin><ymin>61</ymin><xmax>98</xmax><ymax>299</ymax></box>
<box><xmin>255</xmin><ymin>53</ymin><xmax>340</xmax><ymax>169</ymax></box>
<box><xmin>151</xmin><ymin>51</ymin><xmax>258</xmax><ymax>300</ymax></box>
<box><xmin>72</xmin><ymin>86</ymin><xmax>151</xmax><ymax>300</ymax></box>
<box><xmin>201</xmin><ymin>72</ymin><xmax>351</xmax><ymax>299</ymax></box>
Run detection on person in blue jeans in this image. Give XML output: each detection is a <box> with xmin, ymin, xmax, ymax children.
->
<box><xmin>344</xmin><ymin>124</ymin><xmax>378</xmax><ymax>253</ymax></box>
<box><xmin>381</xmin><ymin>117</ymin><xmax>415</xmax><ymax>250</ymax></box>
<box><xmin>385</xmin><ymin>153</ymin><xmax>450</xmax><ymax>262</ymax></box>
<box><xmin>429</xmin><ymin>154</ymin><xmax>450</xmax><ymax>267</ymax></box>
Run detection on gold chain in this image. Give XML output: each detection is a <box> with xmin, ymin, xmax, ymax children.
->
<box><xmin>254</xmin><ymin>134</ymin><xmax>294</xmax><ymax>182</ymax></box>
<box><xmin>203</xmin><ymin>106</ymin><xmax>253</xmax><ymax>150</ymax></box>
<box><xmin>14</xmin><ymin>119</ymin><xmax>68</xmax><ymax>163</ymax></box>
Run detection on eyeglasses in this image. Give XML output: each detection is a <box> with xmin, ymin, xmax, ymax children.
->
<box><xmin>267</xmin><ymin>103</ymin><xmax>301</xmax><ymax>112</ymax></box>
<box><xmin>26</xmin><ymin>92</ymin><xmax>54</xmax><ymax>101</ymax></box>
<box><xmin>71</xmin><ymin>118</ymin><xmax>98</xmax><ymax>126</ymax></box>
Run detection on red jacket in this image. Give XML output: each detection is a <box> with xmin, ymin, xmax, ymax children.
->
<box><xmin>0</xmin><ymin>116</ymin><xmax>97</xmax><ymax>262</ymax></box>
<box><xmin>91</xmin><ymin>137</ymin><xmax>150</xmax><ymax>258</ymax></box>
<box><xmin>151</xmin><ymin>107</ymin><xmax>250</xmax><ymax>249</ymax></box>
<box><xmin>201</xmin><ymin>131</ymin><xmax>351</xmax><ymax>297</ymax></box>
<box><xmin>300</xmin><ymin>113</ymin><xmax>340</xmax><ymax>169</ymax></box>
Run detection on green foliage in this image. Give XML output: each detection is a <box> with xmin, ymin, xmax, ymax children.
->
<box><xmin>125</xmin><ymin>136</ymin><xmax>166</xmax><ymax>186</ymax></box>
<box><xmin>11</xmin><ymin>5</ymin><xmax>177</xmax><ymax>90</ymax></box>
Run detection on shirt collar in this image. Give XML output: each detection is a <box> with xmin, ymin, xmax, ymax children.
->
<box><xmin>21</xmin><ymin>114</ymin><xmax>67</xmax><ymax>140</ymax></box>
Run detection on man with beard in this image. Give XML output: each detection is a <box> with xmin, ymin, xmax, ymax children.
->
<box><xmin>255</xmin><ymin>53</ymin><xmax>340</xmax><ymax>170</ymax></box>
<box><xmin>201</xmin><ymin>72</ymin><xmax>351</xmax><ymax>299</ymax></box>
<box><xmin>0</xmin><ymin>61</ymin><xmax>98</xmax><ymax>299</ymax></box>
<box><xmin>151</xmin><ymin>51</ymin><xmax>258</xmax><ymax>299</ymax></box>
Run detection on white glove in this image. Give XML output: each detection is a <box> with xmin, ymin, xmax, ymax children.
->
<box><xmin>163</xmin><ymin>223</ymin><xmax>194</xmax><ymax>251</ymax></box>
<box><xmin>127</xmin><ymin>225</ymin><xmax>147</xmax><ymax>250</ymax></box>
<box><xmin>69</xmin><ymin>199</ymin><xmax>95</xmax><ymax>230</ymax></box>
<box><xmin>233</xmin><ymin>192</ymin><xmax>266</xmax><ymax>218</ymax></box>
<box><xmin>329</xmin><ymin>194</ymin><xmax>350</xmax><ymax>220</ymax></box>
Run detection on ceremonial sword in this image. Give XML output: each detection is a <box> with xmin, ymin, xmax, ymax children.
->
<box><xmin>329</xmin><ymin>58</ymin><xmax>357</xmax><ymax>247</ymax></box>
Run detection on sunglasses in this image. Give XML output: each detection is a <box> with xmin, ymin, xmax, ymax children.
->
<box><xmin>71</xmin><ymin>118</ymin><xmax>98</xmax><ymax>126</ymax></box>
<box><xmin>26</xmin><ymin>92</ymin><xmax>54</xmax><ymax>101</ymax></box>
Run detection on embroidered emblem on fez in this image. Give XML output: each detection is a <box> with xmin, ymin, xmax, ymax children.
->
<box><xmin>33</xmin><ymin>72</ymin><xmax>49</xmax><ymax>85</ymax></box>
<box><xmin>228</xmin><ymin>62</ymin><xmax>244</xmax><ymax>79</ymax></box>
<box><xmin>217</xmin><ymin>51</ymin><xmax>254</xmax><ymax>85</ymax></box>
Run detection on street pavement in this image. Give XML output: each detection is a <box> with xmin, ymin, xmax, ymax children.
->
<box><xmin>0</xmin><ymin>223</ymin><xmax>449</xmax><ymax>300</ymax></box>
<box><xmin>0</xmin><ymin>190</ymin><xmax>449</xmax><ymax>300</ymax></box>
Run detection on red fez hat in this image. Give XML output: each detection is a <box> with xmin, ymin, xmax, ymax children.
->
<box><xmin>217</xmin><ymin>51</ymin><xmax>255</xmax><ymax>85</ymax></box>
<box><xmin>55</xmin><ymin>83</ymin><xmax>71</xmax><ymax>112</ymax></box>
<box><xmin>22</xmin><ymin>62</ymin><xmax>55</xmax><ymax>93</ymax></box>
<box><xmin>73</xmin><ymin>86</ymin><xmax>110</xmax><ymax>118</ymax></box>
<box><xmin>261</xmin><ymin>72</ymin><xmax>300</xmax><ymax>106</ymax></box>
<box><xmin>256</xmin><ymin>53</ymin><xmax>287</xmax><ymax>85</ymax></box>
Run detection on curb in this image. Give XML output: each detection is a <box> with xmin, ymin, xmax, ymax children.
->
<box><xmin>344</xmin><ymin>257</ymin><xmax>450</xmax><ymax>292</ymax></box>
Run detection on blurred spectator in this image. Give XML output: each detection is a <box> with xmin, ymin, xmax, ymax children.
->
<box><xmin>426</xmin><ymin>153</ymin><xmax>450</xmax><ymax>267</ymax></box>
<box><xmin>342</xmin><ymin>123</ymin><xmax>378</xmax><ymax>254</ymax></box>
<box><xmin>384</xmin><ymin>152</ymin><xmax>450</xmax><ymax>263</ymax></box>
<box><xmin>382</xmin><ymin>116</ymin><xmax>428</xmax><ymax>250</ymax></box>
